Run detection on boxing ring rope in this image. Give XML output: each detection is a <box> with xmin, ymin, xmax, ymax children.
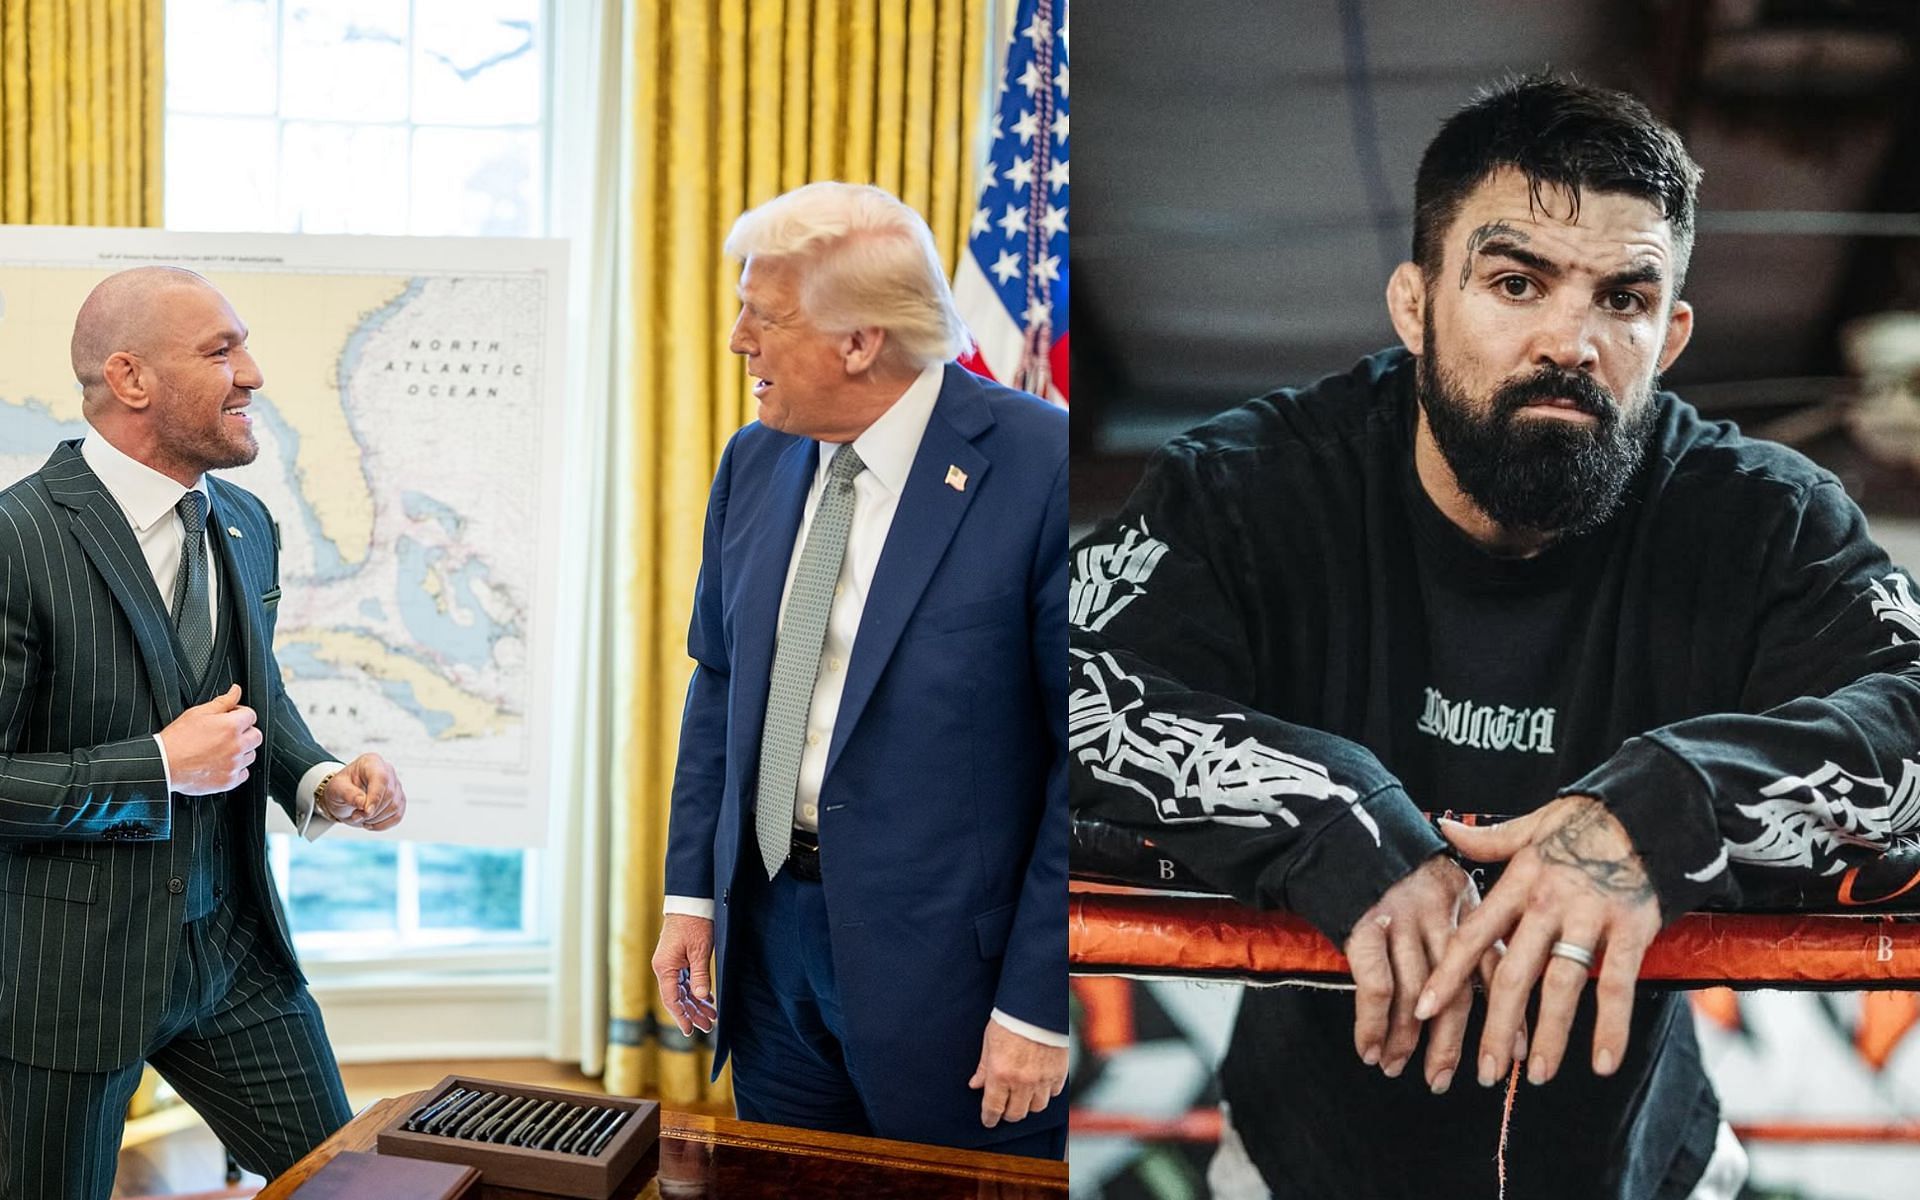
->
<box><xmin>1069</xmin><ymin>886</ymin><xmax>1920</xmax><ymax>990</ymax></box>
<box><xmin>1066</xmin><ymin>1109</ymin><xmax>1920</xmax><ymax>1147</ymax></box>
<box><xmin>1068</xmin><ymin>883</ymin><xmax>1920</xmax><ymax>1147</ymax></box>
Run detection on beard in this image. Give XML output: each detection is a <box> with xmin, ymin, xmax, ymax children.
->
<box><xmin>1416</xmin><ymin>320</ymin><xmax>1657</xmax><ymax>540</ymax></box>
<box><xmin>157</xmin><ymin>387</ymin><xmax>260</xmax><ymax>476</ymax></box>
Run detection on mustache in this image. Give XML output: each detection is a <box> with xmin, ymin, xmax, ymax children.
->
<box><xmin>1491</xmin><ymin>368</ymin><xmax>1618</xmax><ymax>422</ymax></box>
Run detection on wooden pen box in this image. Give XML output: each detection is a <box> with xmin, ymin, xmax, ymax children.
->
<box><xmin>376</xmin><ymin>1074</ymin><xmax>660</xmax><ymax>1198</ymax></box>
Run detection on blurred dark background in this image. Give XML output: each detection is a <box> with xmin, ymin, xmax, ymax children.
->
<box><xmin>1071</xmin><ymin>0</ymin><xmax>1920</xmax><ymax>528</ymax></box>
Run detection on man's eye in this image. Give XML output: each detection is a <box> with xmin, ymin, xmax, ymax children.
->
<box><xmin>1498</xmin><ymin>276</ymin><xmax>1534</xmax><ymax>299</ymax></box>
<box><xmin>1604</xmin><ymin>291</ymin><xmax>1647</xmax><ymax>314</ymax></box>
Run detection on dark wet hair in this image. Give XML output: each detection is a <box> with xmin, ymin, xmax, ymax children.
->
<box><xmin>1412</xmin><ymin>74</ymin><xmax>1703</xmax><ymax>291</ymax></box>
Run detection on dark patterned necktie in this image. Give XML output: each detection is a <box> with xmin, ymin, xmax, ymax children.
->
<box><xmin>172</xmin><ymin>491</ymin><xmax>213</xmax><ymax>681</ymax></box>
<box><xmin>756</xmin><ymin>444</ymin><xmax>865</xmax><ymax>878</ymax></box>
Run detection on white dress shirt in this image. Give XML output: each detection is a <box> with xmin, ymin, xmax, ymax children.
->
<box><xmin>664</xmin><ymin>364</ymin><xmax>1065</xmax><ymax>1046</ymax></box>
<box><xmin>82</xmin><ymin>428</ymin><xmax>339</xmax><ymax>838</ymax></box>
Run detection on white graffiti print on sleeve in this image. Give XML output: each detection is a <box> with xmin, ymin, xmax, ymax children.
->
<box><xmin>1868</xmin><ymin>572</ymin><xmax>1920</xmax><ymax>646</ymax></box>
<box><xmin>1725</xmin><ymin>757</ymin><xmax>1920</xmax><ymax>875</ymax></box>
<box><xmin>1068</xmin><ymin>650</ymin><xmax>1382</xmax><ymax>844</ymax></box>
<box><xmin>1069</xmin><ymin>518</ymin><xmax>1169</xmax><ymax>632</ymax></box>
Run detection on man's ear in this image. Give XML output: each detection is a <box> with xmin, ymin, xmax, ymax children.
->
<box><xmin>101</xmin><ymin>352</ymin><xmax>152</xmax><ymax>412</ymax></box>
<box><xmin>1386</xmin><ymin>262</ymin><xmax>1427</xmax><ymax>356</ymax></box>
<box><xmin>842</xmin><ymin>326</ymin><xmax>887</xmax><ymax>376</ymax></box>
<box><xmin>1658</xmin><ymin>300</ymin><xmax>1694</xmax><ymax>373</ymax></box>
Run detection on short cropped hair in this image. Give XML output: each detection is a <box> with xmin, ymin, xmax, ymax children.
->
<box><xmin>1413</xmin><ymin>75</ymin><xmax>1704</xmax><ymax>292</ymax></box>
<box><xmin>725</xmin><ymin>182</ymin><xmax>972</xmax><ymax>369</ymax></box>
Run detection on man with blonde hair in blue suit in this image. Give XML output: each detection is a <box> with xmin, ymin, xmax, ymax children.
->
<box><xmin>652</xmin><ymin>182</ymin><xmax>1068</xmax><ymax>1157</ymax></box>
<box><xmin>0</xmin><ymin>266</ymin><xmax>408</xmax><ymax>1198</ymax></box>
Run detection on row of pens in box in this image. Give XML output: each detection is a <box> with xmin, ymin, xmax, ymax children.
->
<box><xmin>402</xmin><ymin>1087</ymin><xmax>629</xmax><ymax>1156</ymax></box>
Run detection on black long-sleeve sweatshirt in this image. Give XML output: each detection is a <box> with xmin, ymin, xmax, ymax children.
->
<box><xmin>1068</xmin><ymin>348</ymin><xmax>1920</xmax><ymax>1199</ymax></box>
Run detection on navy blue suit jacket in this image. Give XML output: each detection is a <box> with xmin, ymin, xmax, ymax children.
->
<box><xmin>663</xmin><ymin>363</ymin><xmax>1067</xmax><ymax>1148</ymax></box>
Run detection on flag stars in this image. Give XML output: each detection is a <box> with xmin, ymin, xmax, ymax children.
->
<box><xmin>991</xmin><ymin>249</ymin><xmax>1023</xmax><ymax>284</ymax></box>
<box><xmin>970</xmin><ymin>206</ymin><xmax>991</xmax><ymax>237</ymax></box>
<box><xmin>1008</xmin><ymin>154</ymin><xmax>1036</xmax><ymax>189</ymax></box>
<box><xmin>1034</xmin><ymin>253</ymin><xmax>1061</xmax><ymax>285</ymax></box>
<box><xmin>1018</xmin><ymin>61</ymin><xmax>1044</xmax><ymax>96</ymax></box>
<box><xmin>1023</xmin><ymin>14</ymin><xmax>1050</xmax><ymax>51</ymax></box>
<box><xmin>1012</xmin><ymin>108</ymin><xmax>1040</xmax><ymax>144</ymax></box>
<box><xmin>1041</xmin><ymin>204</ymin><xmax>1067</xmax><ymax>237</ymax></box>
<box><xmin>1055</xmin><ymin>65</ymin><xmax>1069</xmax><ymax>97</ymax></box>
<box><xmin>997</xmin><ymin>204</ymin><xmax>1028</xmax><ymax>238</ymax></box>
<box><xmin>1051</xmin><ymin>112</ymin><xmax>1069</xmax><ymax>144</ymax></box>
<box><xmin>1046</xmin><ymin>157</ymin><xmax>1069</xmax><ymax>192</ymax></box>
<box><xmin>1023</xmin><ymin>297</ymin><xmax>1052</xmax><ymax>325</ymax></box>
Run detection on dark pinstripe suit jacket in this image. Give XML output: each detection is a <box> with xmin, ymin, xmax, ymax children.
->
<box><xmin>0</xmin><ymin>441</ymin><xmax>331</xmax><ymax>1072</ymax></box>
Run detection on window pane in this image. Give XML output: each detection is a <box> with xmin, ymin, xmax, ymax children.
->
<box><xmin>286</xmin><ymin>838</ymin><xmax>399</xmax><ymax>934</ymax></box>
<box><xmin>409</xmin><ymin>127</ymin><xmax>540</xmax><ymax>237</ymax></box>
<box><xmin>165</xmin><ymin>115</ymin><xmax>281</xmax><ymax>232</ymax></box>
<box><xmin>167</xmin><ymin>0</ymin><xmax>278</xmax><ymax>116</ymax></box>
<box><xmin>280</xmin><ymin>0</ymin><xmax>408</xmax><ymax>122</ymax></box>
<box><xmin>417</xmin><ymin>845</ymin><xmax>528</xmax><ymax>932</ymax></box>
<box><xmin>280</xmin><ymin>122</ymin><xmax>409</xmax><ymax>234</ymax></box>
<box><xmin>412</xmin><ymin>0</ymin><xmax>543</xmax><ymax>126</ymax></box>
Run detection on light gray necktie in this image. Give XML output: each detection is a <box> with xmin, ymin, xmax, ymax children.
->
<box><xmin>172</xmin><ymin>491</ymin><xmax>214</xmax><ymax>681</ymax></box>
<box><xmin>757</xmin><ymin>444</ymin><xmax>865</xmax><ymax>878</ymax></box>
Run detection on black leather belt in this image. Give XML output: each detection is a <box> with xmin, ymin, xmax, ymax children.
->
<box><xmin>785</xmin><ymin>828</ymin><xmax>822</xmax><ymax>883</ymax></box>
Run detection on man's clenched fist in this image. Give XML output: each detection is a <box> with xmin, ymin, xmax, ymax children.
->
<box><xmin>158</xmin><ymin>685</ymin><xmax>260</xmax><ymax>794</ymax></box>
<box><xmin>319</xmin><ymin>753</ymin><xmax>407</xmax><ymax>831</ymax></box>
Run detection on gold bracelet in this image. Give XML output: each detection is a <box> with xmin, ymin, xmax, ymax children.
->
<box><xmin>314</xmin><ymin>771</ymin><xmax>337</xmax><ymax>811</ymax></box>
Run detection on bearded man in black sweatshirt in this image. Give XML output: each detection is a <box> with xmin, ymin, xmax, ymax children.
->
<box><xmin>1069</xmin><ymin>75</ymin><xmax>1920</xmax><ymax>1199</ymax></box>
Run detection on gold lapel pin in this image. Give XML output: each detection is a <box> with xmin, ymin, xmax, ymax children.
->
<box><xmin>227</xmin><ymin>526</ymin><xmax>243</xmax><ymax>538</ymax></box>
<box><xmin>945</xmin><ymin>465</ymin><xmax>968</xmax><ymax>492</ymax></box>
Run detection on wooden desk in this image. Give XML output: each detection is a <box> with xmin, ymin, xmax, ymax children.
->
<box><xmin>259</xmin><ymin>1090</ymin><xmax>1068</xmax><ymax>1199</ymax></box>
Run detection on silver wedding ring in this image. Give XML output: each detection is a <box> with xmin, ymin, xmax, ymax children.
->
<box><xmin>1549</xmin><ymin>939</ymin><xmax>1596</xmax><ymax>969</ymax></box>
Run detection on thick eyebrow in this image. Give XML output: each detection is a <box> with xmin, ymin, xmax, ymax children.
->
<box><xmin>1596</xmin><ymin>262</ymin><xmax>1665</xmax><ymax>292</ymax></box>
<box><xmin>1459</xmin><ymin>220</ymin><xmax>1536</xmax><ymax>288</ymax></box>
<box><xmin>1468</xmin><ymin>238</ymin><xmax>1669</xmax><ymax>297</ymax></box>
<box><xmin>1474</xmin><ymin>240</ymin><xmax>1562</xmax><ymax>280</ymax></box>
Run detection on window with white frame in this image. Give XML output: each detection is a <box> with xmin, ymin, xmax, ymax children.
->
<box><xmin>164</xmin><ymin>0</ymin><xmax>550</xmax><ymax>961</ymax></box>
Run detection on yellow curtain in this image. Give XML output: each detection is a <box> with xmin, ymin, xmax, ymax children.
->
<box><xmin>606</xmin><ymin>0</ymin><xmax>988</xmax><ymax>1104</ymax></box>
<box><xmin>0</xmin><ymin>0</ymin><xmax>163</xmax><ymax>225</ymax></box>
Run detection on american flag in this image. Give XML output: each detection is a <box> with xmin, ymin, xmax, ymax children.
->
<box><xmin>955</xmin><ymin>0</ymin><xmax>1068</xmax><ymax>406</ymax></box>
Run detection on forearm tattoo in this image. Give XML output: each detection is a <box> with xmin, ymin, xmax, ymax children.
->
<box><xmin>1537</xmin><ymin>798</ymin><xmax>1657</xmax><ymax>906</ymax></box>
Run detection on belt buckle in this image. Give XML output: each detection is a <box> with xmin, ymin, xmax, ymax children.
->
<box><xmin>786</xmin><ymin>830</ymin><xmax>822</xmax><ymax>882</ymax></box>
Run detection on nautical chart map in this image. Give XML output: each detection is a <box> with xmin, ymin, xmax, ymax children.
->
<box><xmin>0</xmin><ymin>229</ymin><xmax>567</xmax><ymax>846</ymax></box>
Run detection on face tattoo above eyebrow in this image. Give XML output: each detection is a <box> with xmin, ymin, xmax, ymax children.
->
<box><xmin>1459</xmin><ymin>219</ymin><xmax>1531</xmax><ymax>290</ymax></box>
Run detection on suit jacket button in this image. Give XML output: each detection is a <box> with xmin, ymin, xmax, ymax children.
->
<box><xmin>167</xmin><ymin>877</ymin><xmax>185</xmax><ymax>895</ymax></box>
<box><xmin>722</xmin><ymin>887</ymin><xmax>730</xmax><ymax>906</ymax></box>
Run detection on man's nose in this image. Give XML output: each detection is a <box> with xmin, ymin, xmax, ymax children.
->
<box><xmin>728</xmin><ymin>311</ymin><xmax>751</xmax><ymax>355</ymax></box>
<box><xmin>1529</xmin><ymin>294</ymin><xmax>1600</xmax><ymax>374</ymax></box>
<box><xmin>233</xmin><ymin>347</ymin><xmax>264</xmax><ymax>390</ymax></box>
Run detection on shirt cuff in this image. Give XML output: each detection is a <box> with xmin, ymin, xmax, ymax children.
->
<box><xmin>663</xmin><ymin>895</ymin><xmax>715</xmax><ymax>921</ymax></box>
<box><xmin>152</xmin><ymin>734</ymin><xmax>173</xmax><ymax>793</ymax></box>
<box><xmin>991</xmin><ymin>1008</ymin><xmax>1068</xmax><ymax>1048</ymax></box>
<box><xmin>296</xmin><ymin>760</ymin><xmax>347</xmax><ymax>842</ymax></box>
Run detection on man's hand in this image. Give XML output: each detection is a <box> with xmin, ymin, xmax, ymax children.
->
<box><xmin>319</xmin><ymin>753</ymin><xmax>407</xmax><ymax>831</ymax></box>
<box><xmin>968</xmin><ymin>1020</ymin><xmax>1067</xmax><ymax>1128</ymax></box>
<box><xmin>158</xmin><ymin>685</ymin><xmax>261</xmax><ymax>795</ymax></box>
<box><xmin>1416</xmin><ymin>795</ymin><xmax>1662</xmax><ymax>1088</ymax></box>
<box><xmin>651</xmin><ymin>915</ymin><xmax>717</xmax><ymax>1037</ymax></box>
<box><xmin>1344</xmin><ymin>854</ymin><xmax>1498</xmax><ymax>1094</ymax></box>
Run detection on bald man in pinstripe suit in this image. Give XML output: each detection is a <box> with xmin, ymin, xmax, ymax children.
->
<box><xmin>0</xmin><ymin>267</ymin><xmax>408</xmax><ymax>1198</ymax></box>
